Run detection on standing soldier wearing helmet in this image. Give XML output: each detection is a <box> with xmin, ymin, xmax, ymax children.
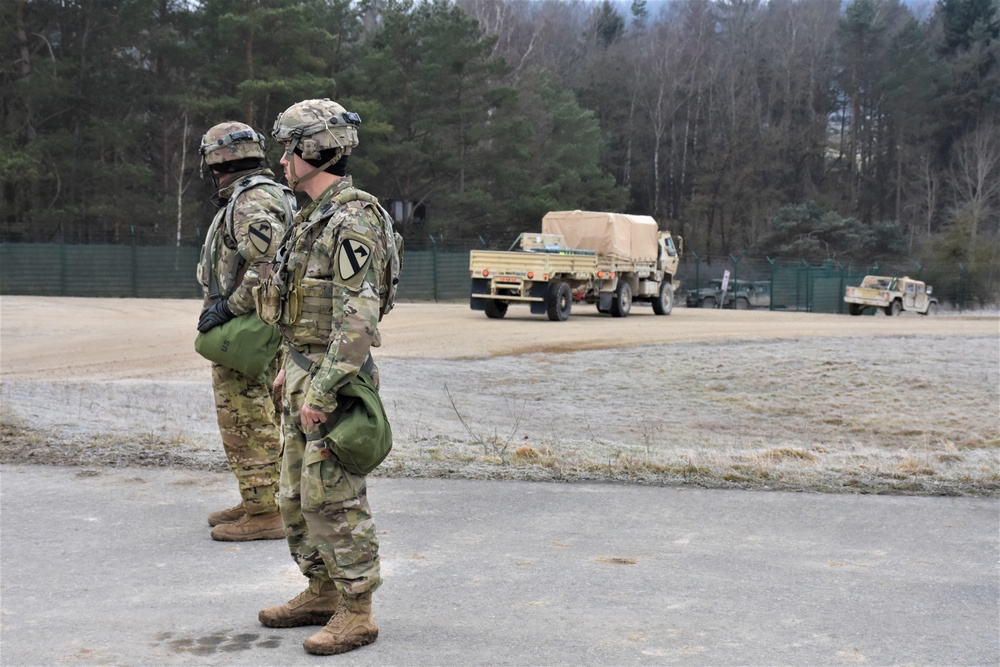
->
<box><xmin>195</xmin><ymin>122</ymin><xmax>295</xmax><ymax>541</ymax></box>
<box><xmin>254</xmin><ymin>98</ymin><xmax>401</xmax><ymax>656</ymax></box>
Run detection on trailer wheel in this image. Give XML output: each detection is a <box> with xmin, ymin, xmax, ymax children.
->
<box><xmin>610</xmin><ymin>282</ymin><xmax>632</xmax><ymax>318</ymax></box>
<box><xmin>546</xmin><ymin>282</ymin><xmax>572</xmax><ymax>321</ymax></box>
<box><xmin>885</xmin><ymin>300</ymin><xmax>901</xmax><ymax>317</ymax></box>
<box><xmin>484</xmin><ymin>300</ymin><xmax>508</xmax><ymax>319</ymax></box>
<box><xmin>652</xmin><ymin>282</ymin><xmax>674</xmax><ymax>315</ymax></box>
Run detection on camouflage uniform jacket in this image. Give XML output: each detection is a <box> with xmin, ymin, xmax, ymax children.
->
<box><xmin>278</xmin><ymin>177</ymin><xmax>390</xmax><ymax>412</ymax></box>
<box><xmin>198</xmin><ymin>169</ymin><xmax>290</xmax><ymax>315</ymax></box>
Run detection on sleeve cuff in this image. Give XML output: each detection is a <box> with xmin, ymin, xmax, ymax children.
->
<box><xmin>304</xmin><ymin>391</ymin><xmax>338</xmax><ymax>413</ymax></box>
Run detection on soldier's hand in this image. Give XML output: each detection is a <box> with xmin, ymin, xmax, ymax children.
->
<box><xmin>273</xmin><ymin>368</ymin><xmax>286</xmax><ymax>411</ymax></box>
<box><xmin>300</xmin><ymin>404</ymin><xmax>328</xmax><ymax>434</ymax></box>
<box><xmin>197</xmin><ymin>299</ymin><xmax>235</xmax><ymax>333</ymax></box>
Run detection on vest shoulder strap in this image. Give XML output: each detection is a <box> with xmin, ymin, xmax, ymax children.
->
<box><xmin>322</xmin><ymin>187</ymin><xmax>402</xmax><ymax>319</ymax></box>
<box><xmin>225</xmin><ymin>175</ymin><xmax>296</xmax><ymax>242</ymax></box>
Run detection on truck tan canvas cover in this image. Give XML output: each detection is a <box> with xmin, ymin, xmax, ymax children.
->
<box><xmin>542</xmin><ymin>211</ymin><xmax>659</xmax><ymax>261</ymax></box>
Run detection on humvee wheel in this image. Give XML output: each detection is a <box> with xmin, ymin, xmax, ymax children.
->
<box><xmin>546</xmin><ymin>282</ymin><xmax>572</xmax><ymax>321</ymax></box>
<box><xmin>484</xmin><ymin>300</ymin><xmax>508</xmax><ymax>319</ymax></box>
<box><xmin>734</xmin><ymin>297</ymin><xmax>750</xmax><ymax>310</ymax></box>
<box><xmin>701</xmin><ymin>296</ymin><xmax>717</xmax><ymax>309</ymax></box>
<box><xmin>920</xmin><ymin>302</ymin><xmax>938</xmax><ymax>316</ymax></box>
<box><xmin>886</xmin><ymin>300</ymin><xmax>901</xmax><ymax>317</ymax></box>
<box><xmin>610</xmin><ymin>282</ymin><xmax>632</xmax><ymax>318</ymax></box>
<box><xmin>848</xmin><ymin>303</ymin><xmax>864</xmax><ymax>316</ymax></box>
<box><xmin>652</xmin><ymin>282</ymin><xmax>674</xmax><ymax>315</ymax></box>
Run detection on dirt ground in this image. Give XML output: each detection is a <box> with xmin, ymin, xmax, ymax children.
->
<box><xmin>1</xmin><ymin>296</ymin><xmax>998</xmax><ymax>495</ymax></box>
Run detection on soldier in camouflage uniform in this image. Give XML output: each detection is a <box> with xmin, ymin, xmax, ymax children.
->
<box><xmin>255</xmin><ymin>99</ymin><xmax>396</xmax><ymax>656</ymax></box>
<box><xmin>196</xmin><ymin>122</ymin><xmax>294</xmax><ymax>542</ymax></box>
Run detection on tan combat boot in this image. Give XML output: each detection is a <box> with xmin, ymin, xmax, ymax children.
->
<box><xmin>207</xmin><ymin>502</ymin><xmax>246</xmax><ymax>527</ymax></box>
<box><xmin>259</xmin><ymin>578</ymin><xmax>341</xmax><ymax>628</ymax></box>
<box><xmin>303</xmin><ymin>592</ymin><xmax>378</xmax><ymax>655</ymax></box>
<box><xmin>210</xmin><ymin>511</ymin><xmax>284</xmax><ymax>541</ymax></box>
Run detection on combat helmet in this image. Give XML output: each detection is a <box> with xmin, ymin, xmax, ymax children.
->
<box><xmin>200</xmin><ymin>122</ymin><xmax>266</xmax><ymax>166</ymax></box>
<box><xmin>272</xmin><ymin>98</ymin><xmax>361</xmax><ymax>189</ymax></box>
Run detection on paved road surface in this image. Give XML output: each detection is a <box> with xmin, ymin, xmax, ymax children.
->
<box><xmin>1</xmin><ymin>465</ymin><xmax>997</xmax><ymax>666</ymax></box>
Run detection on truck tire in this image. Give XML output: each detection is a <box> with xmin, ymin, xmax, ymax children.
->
<box><xmin>848</xmin><ymin>303</ymin><xmax>864</xmax><ymax>316</ymax></box>
<box><xmin>701</xmin><ymin>296</ymin><xmax>717</xmax><ymax>309</ymax></box>
<box><xmin>652</xmin><ymin>282</ymin><xmax>674</xmax><ymax>316</ymax></box>
<box><xmin>886</xmin><ymin>300</ymin><xmax>901</xmax><ymax>317</ymax></box>
<box><xmin>546</xmin><ymin>282</ymin><xmax>572</xmax><ymax>321</ymax></box>
<box><xmin>734</xmin><ymin>297</ymin><xmax>750</xmax><ymax>310</ymax></box>
<box><xmin>920</xmin><ymin>302</ymin><xmax>938</xmax><ymax>316</ymax></box>
<box><xmin>610</xmin><ymin>282</ymin><xmax>632</xmax><ymax>318</ymax></box>
<box><xmin>484</xmin><ymin>299</ymin><xmax>508</xmax><ymax>319</ymax></box>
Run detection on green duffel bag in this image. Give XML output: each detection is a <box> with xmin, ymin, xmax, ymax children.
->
<box><xmin>307</xmin><ymin>370</ymin><xmax>393</xmax><ymax>475</ymax></box>
<box><xmin>194</xmin><ymin>312</ymin><xmax>282</xmax><ymax>379</ymax></box>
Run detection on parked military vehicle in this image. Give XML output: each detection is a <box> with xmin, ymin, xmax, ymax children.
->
<box><xmin>844</xmin><ymin>275</ymin><xmax>938</xmax><ymax>316</ymax></box>
<box><xmin>686</xmin><ymin>279</ymin><xmax>771</xmax><ymax>309</ymax></box>
<box><xmin>469</xmin><ymin>211</ymin><xmax>681</xmax><ymax>321</ymax></box>
<box><xmin>686</xmin><ymin>279</ymin><xmax>726</xmax><ymax>308</ymax></box>
<box><xmin>732</xmin><ymin>281</ymin><xmax>771</xmax><ymax>310</ymax></box>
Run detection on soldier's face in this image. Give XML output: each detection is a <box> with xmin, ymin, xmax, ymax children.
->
<box><xmin>281</xmin><ymin>150</ymin><xmax>313</xmax><ymax>192</ymax></box>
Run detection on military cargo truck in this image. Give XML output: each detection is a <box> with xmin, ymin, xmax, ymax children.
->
<box><xmin>469</xmin><ymin>210</ymin><xmax>681</xmax><ymax>321</ymax></box>
<box><xmin>844</xmin><ymin>275</ymin><xmax>938</xmax><ymax>316</ymax></box>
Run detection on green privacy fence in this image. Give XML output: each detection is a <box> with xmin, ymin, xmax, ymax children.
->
<box><xmin>4</xmin><ymin>243</ymin><xmax>982</xmax><ymax>309</ymax></box>
<box><xmin>0</xmin><ymin>243</ymin><xmax>471</xmax><ymax>301</ymax></box>
<box><xmin>677</xmin><ymin>255</ymin><xmax>973</xmax><ymax>313</ymax></box>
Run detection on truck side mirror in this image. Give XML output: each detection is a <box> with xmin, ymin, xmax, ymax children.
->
<box><xmin>926</xmin><ymin>286</ymin><xmax>933</xmax><ymax>295</ymax></box>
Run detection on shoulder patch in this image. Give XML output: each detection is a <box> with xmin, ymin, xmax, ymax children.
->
<box><xmin>248</xmin><ymin>222</ymin><xmax>272</xmax><ymax>254</ymax></box>
<box><xmin>334</xmin><ymin>232</ymin><xmax>374</xmax><ymax>290</ymax></box>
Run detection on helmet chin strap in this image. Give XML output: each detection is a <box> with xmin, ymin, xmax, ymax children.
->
<box><xmin>284</xmin><ymin>136</ymin><xmax>341</xmax><ymax>191</ymax></box>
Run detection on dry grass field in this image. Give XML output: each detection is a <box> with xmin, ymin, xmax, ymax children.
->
<box><xmin>1</xmin><ymin>296</ymin><xmax>998</xmax><ymax>495</ymax></box>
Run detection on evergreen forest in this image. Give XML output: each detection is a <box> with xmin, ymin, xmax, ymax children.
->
<box><xmin>2</xmin><ymin>0</ymin><xmax>999</xmax><ymax>300</ymax></box>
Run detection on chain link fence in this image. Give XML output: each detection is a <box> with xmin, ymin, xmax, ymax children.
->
<box><xmin>2</xmin><ymin>242</ymin><xmax>992</xmax><ymax>310</ymax></box>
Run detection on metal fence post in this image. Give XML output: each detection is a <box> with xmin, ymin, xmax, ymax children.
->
<box><xmin>730</xmin><ymin>255</ymin><xmax>741</xmax><ymax>307</ymax></box>
<box><xmin>766</xmin><ymin>257</ymin><xmax>775</xmax><ymax>311</ymax></box>
<box><xmin>430</xmin><ymin>235</ymin><xmax>439</xmax><ymax>302</ymax></box>
<box><xmin>59</xmin><ymin>241</ymin><xmax>67</xmax><ymax>296</ymax></box>
<box><xmin>691</xmin><ymin>251</ymin><xmax>701</xmax><ymax>298</ymax></box>
<box><xmin>131</xmin><ymin>226</ymin><xmax>139</xmax><ymax>297</ymax></box>
<box><xmin>959</xmin><ymin>263</ymin><xmax>964</xmax><ymax>312</ymax></box>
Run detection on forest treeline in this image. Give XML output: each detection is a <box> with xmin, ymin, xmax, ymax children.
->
<box><xmin>2</xmin><ymin>0</ymin><xmax>999</xmax><ymax>300</ymax></box>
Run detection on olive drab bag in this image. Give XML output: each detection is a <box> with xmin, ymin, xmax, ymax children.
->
<box><xmin>194</xmin><ymin>313</ymin><xmax>282</xmax><ymax>379</ymax></box>
<box><xmin>305</xmin><ymin>369</ymin><xmax>392</xmax><ymax>475</ymax></box>
<box><xmin>195</xmin><ymin>176</ymin><xmax>294</xmax><ymax>377</ymax></box>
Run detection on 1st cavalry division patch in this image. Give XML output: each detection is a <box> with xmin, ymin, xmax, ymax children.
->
<box><xmin>335</xmin><ymin>233</ymin><xmax>374</xmax><ymax>290</ymax></box>
<box><xmin>248</xmin><ymin>222</ymin><xmax>272</xmax><ymax>254</ymax></box>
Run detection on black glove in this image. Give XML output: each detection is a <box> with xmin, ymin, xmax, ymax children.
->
<box><xmin>197</xmin><ymin>299</ymin><xmax>235</xmax><ymax>333</ymax></box>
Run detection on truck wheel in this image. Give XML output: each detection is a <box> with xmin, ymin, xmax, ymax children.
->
<box><xmin>652</xmin><ymin>282</ymin><xmax>674</xmax><ymax>315</ymax></box>
<box><xmin>610</xmin><ymin>282</ymin><xmax>632</xmax><ymax>318</ymax></box>
<box><xmin>484</xmin><ymin>300</ymin><xmax>508</xmax><ymax>319</ymax></box>
<box><xmin>886</xmin><ymin>300</ymin><xmax>901</xmax><ymax>317</ymax></box>
<box><xmin>848</xmin><ymin>303</ymin><xmax>864</xmax><ymax>316</ymax></box>
<box><xmin>920</xmin><ymin>302</ymin><xmax>938</xmax><ymax>316</ymax></box>
<box><xmin>734</xmin><ymin>297</ymin><xmax>750</xmax><ymax>310</ymax></box>
<box><xmin>546</xmin><ymin>282</ymin><xmax>572</xmax><ymax>321</ymax></box>
<box><xmin>701</xmin><ymin>296</ymin><xmax>717</xmax><ymax>309</ymax></box>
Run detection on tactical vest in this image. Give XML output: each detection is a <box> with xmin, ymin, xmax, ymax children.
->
<box><xmin>197</xmin><ymin>175</ymin><xmax>296</xmax><ymax>301</ymax></box>
<box><xmin>257</xmin><ymin>186</ymin><xmax>402</xmax><ymax>328</ymax></box>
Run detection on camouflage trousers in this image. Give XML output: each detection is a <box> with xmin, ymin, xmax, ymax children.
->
<box><xmin>277</xmin><ymin>356</ymin><xmax>381</xmax><ymax>597</ymax></box>
<box><xmin>211</xmin><ymin>361</ymin><xmax>281</xmax><ymax>515</ymax></box>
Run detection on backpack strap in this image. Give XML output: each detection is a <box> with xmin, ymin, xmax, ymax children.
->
<box><xmin>327</xmin><ymin>187</ymin><xmax>403</xmax><ymax>319</ymax></box>
<box><xmin>209</xmin><ymin>175</ymin><xmax>295</xmax><ymax>300</ymax></box>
